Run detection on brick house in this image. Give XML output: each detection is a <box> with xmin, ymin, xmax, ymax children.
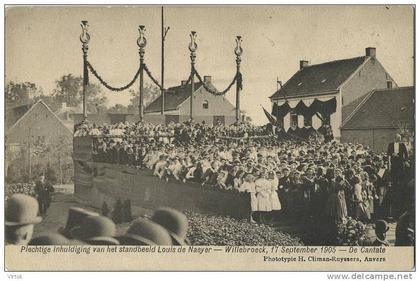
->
<box><xmin>341</xmin><ymin>86</ymin><xmax>414</xmax><ymax>152</ymax></box>
<box><xmin>144</xmin><ymin>76</ymin><xmax>238</xmax><ymax>125</ymax></box>
<box><xmin>270</xmin><ymin>47</ymin><xmax>397</xmax><ymax>139</ymax></box>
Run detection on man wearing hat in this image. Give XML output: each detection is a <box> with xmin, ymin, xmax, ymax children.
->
<box><xmin>34</xmin><ymin>173</ymin><xmax>54</xmax><ymax>216</ymax></box>
<box><xmin>72</xmin><ymin>215</ymin><xmax>119</xmax><ymax>245</ymax></box>
<box><xmin>151</xmin><ymin>207</ymin><xmax>190</xmax><ymax>245</ymax></box>
<box><xmin>58</xmin><ymin>207</ymin><xmax>100</xmax><ymax>239</ymax></box>
<box><xmin>118</xmin><ymin>217</ymin><xmax>173</xmax><ymax>245</ymax></box>
<box><xmin>372</xmin><ymin>220</ymin><xmax>390</xmax><ymax>246</ymax></box>
<box><xmin>6</xmin><ymin>194</ymin><xmax>42</xmax><ymax>245</ymax></box>
<box><xmin>29</xmin><ymin>233</ymin><xmax>70</xmax><ymax>245</ymax></box>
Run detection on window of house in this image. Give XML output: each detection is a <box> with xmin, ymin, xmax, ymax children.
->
<box><xmin>203</xmin><ymin>100</ymin><xmax>209</xmax><ymax>109</ymax></box>
<box><xmin>290</xmin><ymin>112</ymin><xmax>298</xmax><ymax>127</ymax></box>
<box><xmin>387</xmin><ymin>81</ymin><xmax>393</xmax><ymax>89</ymax></box>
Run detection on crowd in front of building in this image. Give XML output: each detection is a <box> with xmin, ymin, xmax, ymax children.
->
<box><xmin>74</xmin><ymin>121</ymin><xmax>414</xmax><ymax>230</ymax></box>
<box><xmin>4</xmin><ymin>119</ymin><xmax>414</xmax><ymax>247</ymax></box>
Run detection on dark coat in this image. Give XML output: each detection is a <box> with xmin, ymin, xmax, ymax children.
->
<box><xmin>372</xmin><ymin>238</ymin><xmax>389</xmax><ymax>247</ymax></box>
<box><xmin>395</xmin><ymin>210</ymin><xmax>415</xmax><ymax>246</ymax></box>
<box><xmin>387</xmin><ymin>142</ymin><xmax>408</xmax><ymax>182</ymax></box>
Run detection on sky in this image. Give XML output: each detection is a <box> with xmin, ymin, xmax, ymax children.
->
<box><xmin>5</xmin><ymin>5</ymin><xmax>414</xmax><ymax>124</ymax></box>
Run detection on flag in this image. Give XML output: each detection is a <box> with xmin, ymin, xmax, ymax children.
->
<box><xmin>262</xmin><ymin>106</ymin><xmax>277</xmax><ymax>125</ymax></box>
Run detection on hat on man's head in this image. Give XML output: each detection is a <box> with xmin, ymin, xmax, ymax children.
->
<box><xmin>151</xmin><ymin>208</ymin><xmax>189</xmax><ymax>245</ymax></box>
<box><xmin>58</xmin><ymin>207</ymin><xmax>99</xmax><ymax>238</ymax></box>
<box><xmin>5</xmin><ymin>194</ymin><xmax>42</xmax><ymax>226</ymax></box>
<box><xmin>119</xmin><ymin>218</ymin><xmax>173</xmax><ymax>245</ymax></box>
<box><xmin>29</xmin><ymin>233</ymin><xmax>70</xmax><ymax>245</ymax></box>
<box><xmin>72</xmin><ymin>215</ymin><xmax>119</xmax><ymax>245</ymax></box>
<box><xmin>374</xmin><ymin>220</ymin><xmax>389</xmax><ymax>234</ymax></box>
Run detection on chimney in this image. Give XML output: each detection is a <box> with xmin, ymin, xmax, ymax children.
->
<box><xmin>181</xmin><ymin>80</ymin><xmax>188</xmax><ymax>86</ymax></box>
<box><xmin>365</xmin><ymin>47</ymin><xmax>376</xmax><ymax>58</ymax></box>
<box><xmin>204</xmin><ymin>76</ymin><xmax>212</xmax><ymax>83</ymax></box>
<box><xmin>300</xmin><ymin>60</ymin><xmax>309</xmax><ymax>70</ymax></box>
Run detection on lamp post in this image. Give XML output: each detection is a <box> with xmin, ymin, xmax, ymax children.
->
<box><xmin>189</xmin><ymin>31</ymin><xmax>198</xmax><ymax>121</ymax></box>
<box><xmin>137</xmin><ymin>25</ymin><xmax>147</xmax><ymax>122</ymax></box>
<box><xmin>80</xmin><ymin>21</ymin><xmax>90</xmax><ymax>121</ymax></box>
<box><xmin>234</xmin><ymin>36</ymin><xmax>243</xmax><ymax>123</ymax></box>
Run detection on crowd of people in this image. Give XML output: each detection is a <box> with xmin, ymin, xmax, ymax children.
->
<box><xmin>4</xmin><ymin>120</ymin><xmax>414</xmax><ymax>247</ymax></box>
<box><xmin>73</xmin><ymin>120</ymin><xmax>414</xmax><ymax>229</ymax></box>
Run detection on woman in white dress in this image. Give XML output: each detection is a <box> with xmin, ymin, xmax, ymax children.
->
<box><xmin>239</xmin><ymin>174</ymin><xmax>257</xmax><ymax>223</ymax></box>
<box><xmin>255</xmin><ymin>171</ymin><xmax>272</xmax><ymax>224</ymax></box>
<box><xmin>267</xmin><ymin>171</ymin><xmax>282</xmax><ymax>223</ymax></box>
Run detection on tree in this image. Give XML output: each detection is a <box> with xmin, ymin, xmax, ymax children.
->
<box><xmin>86</xmin><ymin>83</ymin><xmax>108</xmax><ymax>114</ymax></box>
<box><xmin>32</xmin><ymin>94</ymin><xmax>62</xmax><ymax>112</ymax></box>
<box><xmin>52</xmin><ymin>74</ymin><xmax>108</xmax><ymax>113</ymax></box>
<box><xmin>53</xmin><ymin>74</ymin><xmax>83</xmax><ymax>106</ymax></box>
<box><xmin>127</xmin><ymin>84</ymin><xmax>160</xmax><ymax>113</ymax></box>
<box><xmin>108</xmin><ymin>103</ymin><xmax>128</xmax><ymax>113</ymax></box>
<box><xmin>5</xmin><ymin>81</ymin><xmax>43</xmax><ymax>107</ymax></box>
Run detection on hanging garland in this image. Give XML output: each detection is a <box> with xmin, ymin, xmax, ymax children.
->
<box><xmin>272</xmin><ymin>101</ymin><xmax>291</xmax><ymax>118</ymax></box>
<box><xmin>86</xmin><ymin>61</ymin><xmax>242</xmax><ymax>97</ymax></box>
<box><xmin>193</xmin><ymin>66</ymin><xmax>242</xmax><ymax>96</ymax></box>
<box><xmin>272</xmin><ymin>97</ymin><xmax>337</xmax><ymax>119</ymax></box>
<box><xmin>86</xmin><ymin>61</ymin><xmax>141</xmax><ymax>92</ymax></box>
<box><xmin>143</xmin><ymin>64</ymin><xmax>165</xmax><ymax>90</ymax></box>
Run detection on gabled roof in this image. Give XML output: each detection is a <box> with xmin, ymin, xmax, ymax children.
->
<box><xmin>145</xmin><ymin>82</ymin><xmax>204</xmax><ymax>113</ymax></box>
<box><xmin>6</xmin><ymin>100</ymin><xmax>73</xmax><ymax>136</ymax></box>
<box><xmin>341</xmin><ymin>87</ymin><xmax>414</xmax><ymax>130</ymax></box>
<box><xmin>270</xmin><ymin>56</ymin><xmax>368</xmax><ymax>99</ymax></box>
<box><xmin>341</xmin><ymin>90</ymin><xmax>374</xmax><ymax>122</ymax></box>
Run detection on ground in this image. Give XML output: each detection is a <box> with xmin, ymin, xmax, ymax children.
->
<box><xmin>34</xmin><ymin>184</ymin><xmax>397</xmax><ymax>245</ymax></box>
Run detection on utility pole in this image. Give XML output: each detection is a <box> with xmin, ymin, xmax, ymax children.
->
<box><xmin>161</xmin><ymin>7</ymin><xmax>170</xmax><ymax>115</ymax></box>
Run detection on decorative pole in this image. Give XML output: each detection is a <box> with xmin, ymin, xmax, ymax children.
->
<box><xmin>137</xmin><ymin>25</ymin><xmax>147</xmax><ymax>122</ymax></box>
<box><xmin>161</xmin><ymin>7</ymin><xmax>170</xmax><ymax>115</ymax></box>
<box><xmin>189</xmin><ymin>31</ymin><xmax>197</xmax><ymax>121</ymax></box>
<box><xmin>80</xmin><ymin>21</ymin><xmax>90</xmax><ymax>121</ymax></box>
<box><xmin>234</xmin><ymin>36</ymin><xmax>243</xmax><ymax>123</ymax></box>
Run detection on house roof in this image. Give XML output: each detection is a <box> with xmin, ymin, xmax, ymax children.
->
<box><xmin>145</xmin><ymin>82</ymin><xmax>204</xmax><ymax>113</ymax></box>
<box><xmin>6</xmin><ymin>100</ymin><xmax>73</xmax><ymax>136</ymax></box>
<box><xmin>270</xmin><ymin>56</ymin><xmax>368</xmax><ymax>100</ymax></box>
<box><xmin>341</xmin><ymin>87</ymin><xmax>414</xmax><ymax>130</ymax></box>
<box><xmin>341</xmin><ymin>90</ymin><xmax>373</xmax><ymax>122</ymax></box>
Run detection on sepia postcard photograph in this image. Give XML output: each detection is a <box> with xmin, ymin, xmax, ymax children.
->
<box><xmin>2</xmin><ymin>3</ymin><xmax>416</xmax><ymax>273</ymax></box>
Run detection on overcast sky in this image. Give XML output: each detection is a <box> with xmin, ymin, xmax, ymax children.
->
<box><xmin>5</xmin><ymin>5</ymin><xmax>414</xmax><ymax>124</ymax></box>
